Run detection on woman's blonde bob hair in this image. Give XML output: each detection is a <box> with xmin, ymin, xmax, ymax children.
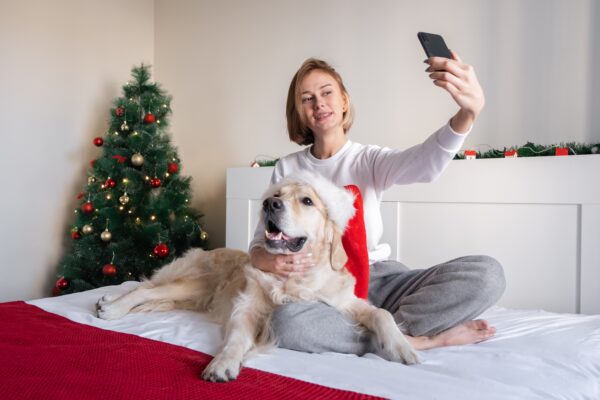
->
<box><xmin>286</xmin><ymin>58</ymin><xmax>354</xmax><ymax>146</ymax></box>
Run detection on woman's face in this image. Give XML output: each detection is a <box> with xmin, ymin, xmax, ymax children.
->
<box><xmin>298</xmin><ymin>70</ymin><xmax>348</xmax><ymax>137</ymax></box>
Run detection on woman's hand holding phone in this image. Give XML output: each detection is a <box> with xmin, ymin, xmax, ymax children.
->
<box><xmin>419</xmin><ymin>33</ymin><xmax>485</xmax><ymax>133</ymax></box>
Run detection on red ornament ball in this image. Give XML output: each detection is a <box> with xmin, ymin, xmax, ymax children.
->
<box><xmin>102</xmin><ymin>264</ymin><xmax>117</xmax><ymax>276</ymax></box>
<box><xmin>143</xmin><ymin>112</ymin><xmax>156</xmax><ymax>124</ymax></box>
<box><xmin>105</xmin><ymin>178</ymin><xmax>116</xmax><ymax>188</ymax></box>
<box><xmin>56</xmin><ymin>278</ymin><xmax>70</xmax><ymax>291</ymax></box>
<box><xmin>150</xmin><ymin>178</ymin><xmax>162</xmax><ymax>188</ymax></box>
<box><xmin>115</xmin><ymin>106</ymin><xmax>125</xmax><ymax>117</ymax></box>
<box><xmin>71</xmin><ymin>231</ymin><xmax>81</xmax><ymax>240</ymax></box>
<box><xmin>93</xmin><ymin>137</ymin><xmax>104</xmax><ymax>147</ymax></box>
<box><xmin>81</xmin><ymin>202</ymin><xmax>95</xmax><ymax>214</ymax></box>
<box><xmin>168</xmin><ymin>162</ymin><xmax>179</xmax><ymax>174</ymax></box>
<box><xmin>153</xmin><ymin>243</ymin><xmax>170</xmax><ymax>258</ymax></box>
<box><xmin>90</xmin><ymin>159</ymin><xmax>96</xmax><ymax>168</ymax></box>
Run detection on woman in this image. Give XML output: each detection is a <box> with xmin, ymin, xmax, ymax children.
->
<box><xmin>249</xmin><ymin>54</ymin><xmax>505</xmax><ymax>354</ymax></box>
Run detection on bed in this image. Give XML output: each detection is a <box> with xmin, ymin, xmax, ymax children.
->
<box><xmin>2</xmin><ymin>156</ymin><xmax>600</xmax><ymax>399</ymax></box>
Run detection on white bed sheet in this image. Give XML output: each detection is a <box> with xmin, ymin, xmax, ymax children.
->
<box><xmin>29</xmin><ymin>282</ymin><xmax>600</xmax><ymax>400</ymax></box>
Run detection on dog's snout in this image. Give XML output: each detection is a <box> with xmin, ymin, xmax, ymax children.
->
<box><xmin>263</xmin><ymin>197</ymin><xmax>284</xmax><ymax>213</ymax></box>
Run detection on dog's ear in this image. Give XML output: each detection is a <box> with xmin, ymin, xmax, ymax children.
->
<box><xmin>328</xmin><ymin>222</ymin><xmax>348</xmax><ymax>271</ymax></box>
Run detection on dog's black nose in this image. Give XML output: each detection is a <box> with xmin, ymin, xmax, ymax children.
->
<box><xmin>263</xmin><ymin>197</ymin><xmax>284</xmax><ymax>213</ymax></box>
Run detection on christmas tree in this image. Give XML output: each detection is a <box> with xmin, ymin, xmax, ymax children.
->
<box><xmin>55</xmin><ymin>64</ymin><xmax>207</xmax><ymax>295</ymax></box>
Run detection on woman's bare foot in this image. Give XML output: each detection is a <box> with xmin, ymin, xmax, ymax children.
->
<box><xmin>407</xmin><ymin>319</ymin><xmax>496</xmax><ymax>350</ymax></box>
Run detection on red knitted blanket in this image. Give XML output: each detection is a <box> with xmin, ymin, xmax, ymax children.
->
<box><xmin>0</xmin><ymin>301</ymin><xmax>381</xmax><ymax>400</ymax></box>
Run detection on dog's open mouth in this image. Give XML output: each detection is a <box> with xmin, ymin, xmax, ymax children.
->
<box><xmin>264</xmin><ymin>219</ymin><xmax>307</xmax><ymax>252</ymax></box>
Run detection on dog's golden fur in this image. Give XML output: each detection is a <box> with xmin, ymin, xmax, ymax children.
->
<box><xmin>96</xmin><ymin>173</ymin><xmax>418</xmax><ymax>382</ymax></box>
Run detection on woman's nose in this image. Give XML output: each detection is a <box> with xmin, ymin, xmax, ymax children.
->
<box><xmin>313</xmin><ymin>97</ymin><xmax>324</xmax><ymax>109</ymax></box>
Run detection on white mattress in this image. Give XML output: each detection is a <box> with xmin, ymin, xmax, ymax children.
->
<box><xmin>29</xmin><ymin>282</ymin><xmax>600</xmax><ymax>400</ymax></box>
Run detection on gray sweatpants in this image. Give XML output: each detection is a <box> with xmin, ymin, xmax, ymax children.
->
<box><xmin>270</xmin><ymin>255</ymin><xmax>506</xmax><ymax>355</ymax></box>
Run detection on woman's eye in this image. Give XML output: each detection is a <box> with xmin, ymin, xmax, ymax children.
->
<box><xmin>302</xmin><ymin>197</ymin><xmax>313</xmax><ymax>206</ymax></box>
<box><xmin>301</xmin><ymin>96</ymin><xmax>313</xmax><ymax>103</ymax></box>
<box><xmin>322</xmin><ymin>90</ymin><xmax>332</xmax><ymax>97</ymax></box>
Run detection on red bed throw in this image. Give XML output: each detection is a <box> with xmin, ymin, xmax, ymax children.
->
<box><xmin>0</xmin><ymin>302</ymin><xmax>381</xmax><ymax>400</ymax></box>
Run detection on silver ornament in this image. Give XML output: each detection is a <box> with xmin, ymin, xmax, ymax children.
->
<box><xmin>121</xmin><ymin>121</ymin><xmax>129</xmax><ymax>131</ymax></box>
<box><xmin>88</xmin><ymin>176</ymin><xmax>96</xmax><ymax>185</ymax></box>
<box><xmin>131</xmin><ymin>153</ymin><xmax>144</xmax><ymax>167</ymax></box>
<box><xmin>119</xmin><ymin>194</ymin><xmax>130</xmax><ymax>205</ymax></box>
<box><xmin>82</xmin><ymin>224</ymin><xmax>94</xmax><ymax>235</ymax></box>
<box><xmin>100</xmin><ymin>230</ymin><xmax>112</xmax><ymax>242</ymax></box>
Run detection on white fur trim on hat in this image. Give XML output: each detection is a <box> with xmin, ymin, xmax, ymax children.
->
<box><xmin>265</xmin><ymin>171</ymin><xmax>356</xmax><ymax>231</ymax></box>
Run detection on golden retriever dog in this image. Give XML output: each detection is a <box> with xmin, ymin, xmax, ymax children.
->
<box><xmin>96</xmin><ymin>171</ymin><xmax>419</xmax><ymax>382</ymax></box>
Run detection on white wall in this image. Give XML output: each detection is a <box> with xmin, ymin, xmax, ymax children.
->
<box><xmin>1</xmin><ymin>0</ymin><xmax>598</xmax><ymax>300</ymax></box>
<box><xmin>154</xmin><ymin>0</ymin><xmax>599</xmax><ymax>250</ymax></box>
<box><xmin>0</xmin><ymin>0</ymin><xmax>154</xmax><ymax>301</ymax></box>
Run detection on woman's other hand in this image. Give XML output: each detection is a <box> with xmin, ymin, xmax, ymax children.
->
<box><xmin>249</xmin><ymin>246</ymin><xmax>314</xmax><ymax>278</ymax></box>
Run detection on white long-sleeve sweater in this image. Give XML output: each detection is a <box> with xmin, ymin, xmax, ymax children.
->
<box><xmin>250</xmin><ymin>122</ymin><xmax>468</xmax><ymax>263</ymax></box>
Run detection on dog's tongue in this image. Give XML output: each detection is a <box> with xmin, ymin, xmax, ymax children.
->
<box><xmin>265</xmin><ymin>230</ymin><xmax>291</xmax><ymax>241</ymax></box>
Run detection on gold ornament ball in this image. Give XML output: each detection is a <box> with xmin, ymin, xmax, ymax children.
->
<box><xmin>88</xmin><ymin>176</ymin><xmax>96</xmax><ymax>185</ymax></box>
<box><xmin>200</xmin><ymin>231</ymin><xmax>208</xmax><ymax>241</ymax></box>
<box><xmin>119</xmin><ymin>194</ymin><xmax>130</xmax><ymax>205</ymax></box>
<box><xmin>82</xmin><ymin>224</ymin><xmax>94</xmax><ymax>235</ymax></box>
<box><xmin>121</xmin><ymin>121</ymin><xmax>129</xmax><ymax>131</ymax></box>
<box><xmin>100</xmin><ymin>230</ymin><xmax>112</xmax><ymax>242</ymax></box>
<box><xmin>131</xmin><ymin>153</ymin><xmax>144</xmax><ymax>167</ymax></box>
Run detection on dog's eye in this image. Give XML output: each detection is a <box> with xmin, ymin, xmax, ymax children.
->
<box><xmin>273</xmin><ymin>192</ymin><xmax>280</xmax><ymax>198</ymax></box>
<box><xmin>302</xmin><ymin>197</ymin><xmax>313</xmax><ymax>206</ymax></box>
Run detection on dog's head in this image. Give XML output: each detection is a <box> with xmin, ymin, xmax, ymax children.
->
<box><xmin>259</xmin><ymin>171</ymin><xmax>355</xmax><ymax>269</ymax></box>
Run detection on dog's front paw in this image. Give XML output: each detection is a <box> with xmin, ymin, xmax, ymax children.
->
<box><xmin>201</xmin><ymin>356</ymin><xmax>241</xmax><ymax>382</ymax></box>
<box><xmin>379</xmin><ymin>332</ymin><xmax>421</xmax><ymax>365</ymax></box>
<box><xmin>96</xmin><ymin>295</ymin><xmax>128</xmax><ymax>320</ymax></box>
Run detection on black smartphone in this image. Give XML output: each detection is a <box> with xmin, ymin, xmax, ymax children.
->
<box><xmin>418</xmin><ymin>32</ymin><xmax>452</xmax><ymax>59</ymax></box>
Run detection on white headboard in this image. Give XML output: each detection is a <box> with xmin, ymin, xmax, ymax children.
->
<box><xmin>226</xmin><ymin>156</ymin><xmax>600</xmax><ymax>315</ymax></box>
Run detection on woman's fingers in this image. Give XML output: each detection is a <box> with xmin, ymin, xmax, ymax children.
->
<box><xmin>428</xmin><ymin>71</ymin><xmax>465</xmax><ymax>91</ymax></box>
<box><xmin>426</xmin><ymin>57</ymin><xmax>467</xmax><ymax>79</ymax></box>
<box><xmin>433</xmin><ymin>79</ymin><xmax>460</xmax><ymax>98</ymax></box>
<box><xmin>275</xmin><ymin>253</ymin><xmax>314</xmax><ymax>277</ymax></box>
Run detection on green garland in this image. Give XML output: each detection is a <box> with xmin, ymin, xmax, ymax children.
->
<box><xmin>454</xmin><ymin>142</ymin><xmax>600</xmax><ymax>160</ymax></box>
<box><xmin>252</xmin><ymin>142</ymin><xmax>600</xmax><ymax>166</ymax></box>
